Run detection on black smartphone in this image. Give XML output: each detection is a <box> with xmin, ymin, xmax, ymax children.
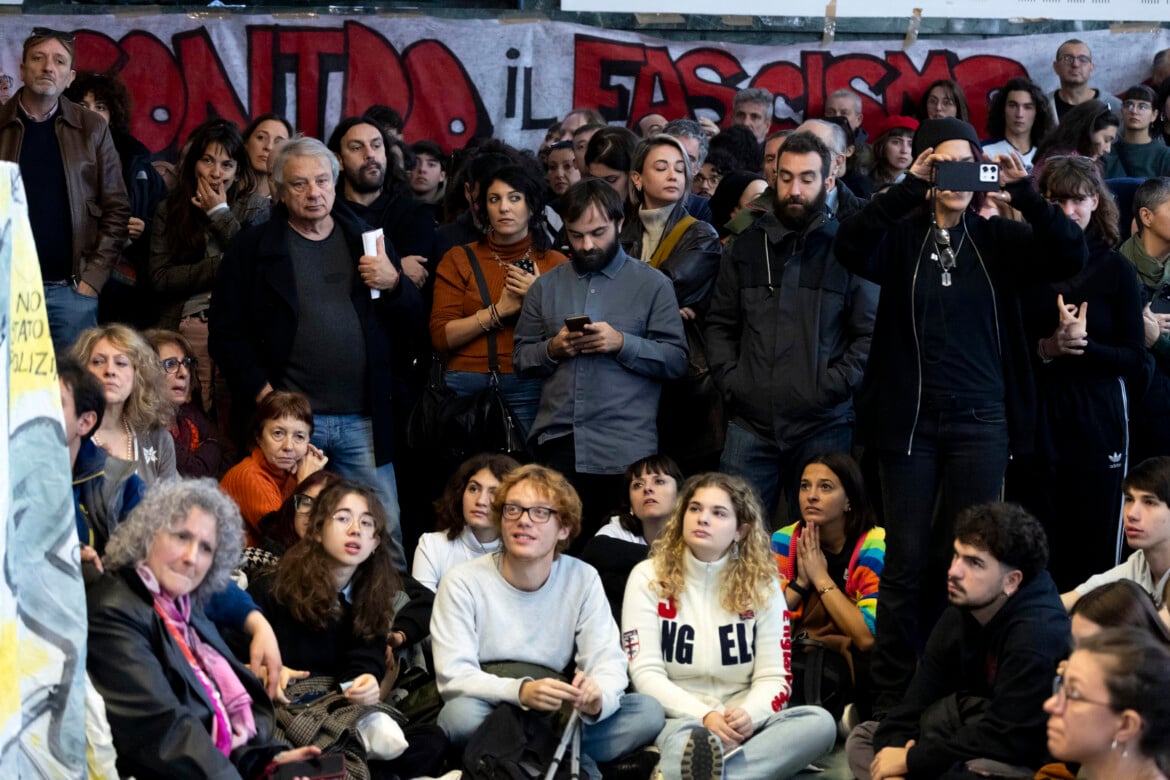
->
<box><xmin>565</xmin><ymin>315</ymin><xmax>592</xmax><ymax>332</ymax></box>
<box><xmin>934</xmin><ymin>161</ymin><xmax>1000</xmax><ymax>192</ymax></box>
<box><xmin>270</xmin><ymin>753</ymin><xmax>346</xmax><ymax>780</ymax></box>
<box><xmin>513</xmin><ymin>257</ymin><xmax>535</xmax><ymax>274</ymax></box>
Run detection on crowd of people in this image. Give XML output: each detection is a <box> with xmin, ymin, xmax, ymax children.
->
<box><xmin>9</xmin><ymin>21</ymin><xmax>1170</xmax><ymax>780</ymax></box>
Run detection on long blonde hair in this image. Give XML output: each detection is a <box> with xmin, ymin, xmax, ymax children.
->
<box><xmin>72</xmin><ymin>324</ymin><xmax>172</xmax><ymax>432</ymax></box>
<box><xmin>649</xmin><ymin>473</ymin><xmax>777</xmax><ymax>614</ymax></box>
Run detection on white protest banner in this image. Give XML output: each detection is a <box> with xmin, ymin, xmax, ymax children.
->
<box><xmin>1</xmin><ymin>18</ymin><xmax>1165</xmax><ymax>154</ymax></box>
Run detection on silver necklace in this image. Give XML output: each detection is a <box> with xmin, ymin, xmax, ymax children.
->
<box><xmin>930</xmin><ymin>220</ymin><xmax>966</xmax><ymax>287</ymax></box>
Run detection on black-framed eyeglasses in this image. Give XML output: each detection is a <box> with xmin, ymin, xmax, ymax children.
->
<box><xmin>1050</xmin><ymin>674</ymin><xmax>1114</xmax><ymax>712</ymax></box>
<box><xmin>1057</xmin><ymin>54</ymin><xmax>1091</xmax><ymax>66</ymax></box>
<box><xmin>293</xmin><ymin>493</ymin><xmax>314</xmax><ymax>513</ymax></box>
<box><xmin>31</xmin><ymin>27</ymin><xmax>75</xmax><ymax>44</ymax></box>
<box><xmin>501</xmin><ymin>503</ymin><xmax>558</xmax><ymax>523</ymax></box>
<box><xmin>161</xmin><ymin>356</ymin><xmax>196</xmax><ymax>374</ymax></box>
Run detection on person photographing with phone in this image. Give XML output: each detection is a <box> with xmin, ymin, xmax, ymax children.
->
<box><xmin>514</xmin><ymin>179</ymin><xmax>687</xmax><ymax>548</ymax></box>
<box><xmin>833</xmin><ymin>117</ymin><xmax>1086</xmax><ymax>717</ymax></box>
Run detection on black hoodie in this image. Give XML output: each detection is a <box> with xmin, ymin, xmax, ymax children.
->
<box><xmin>873</xmin><ymin>570</ymin><xmax>1071</xmax><ymax>777</ymax></box>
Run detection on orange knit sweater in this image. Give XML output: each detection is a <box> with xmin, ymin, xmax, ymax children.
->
<box><xmin>429</xmin><ymin>234</ymin><xmax>566</xmax><ymax>373</ymax></box>
<box><xmin>219</xmin><ymin>447</ymin><xmax>298</xmax><ymax>545</ymax></box>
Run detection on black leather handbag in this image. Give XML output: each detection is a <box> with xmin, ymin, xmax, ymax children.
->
<box><xmin>405</xmin><ymin>246</ymin><xmax>528</xmax><ymax>467</ymax></box>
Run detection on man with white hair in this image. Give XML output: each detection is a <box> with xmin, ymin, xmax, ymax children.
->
<box><xmin>211</xmin><ymin>136</ymin><xmax>420</xmax><ymax>570</ymax></box>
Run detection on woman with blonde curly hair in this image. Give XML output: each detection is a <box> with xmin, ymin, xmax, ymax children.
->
<box><xmin>73</xmin><ymin>323</ymin><xmax>177</xmax><ymax>485</ymax></box>
<box><xmin>622</xmin><ymin>472</ymin><xmax>836</xmax><ymax>780</ymax></box>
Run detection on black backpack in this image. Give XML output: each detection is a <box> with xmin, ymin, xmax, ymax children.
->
<box><xmin>462</xmin><ymin>703</ymin><xmax>571</xmax><ymax>780</ymax></box>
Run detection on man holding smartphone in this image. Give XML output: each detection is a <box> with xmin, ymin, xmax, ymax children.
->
<box><xmin>514</xmin><ymin>179</ymin><xmax>688</xmax><ymax>547</ymax></box>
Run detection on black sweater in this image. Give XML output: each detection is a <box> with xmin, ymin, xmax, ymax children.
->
<box><xmin>1022</xmin><ymin>230</ymin><xmax>1147</xmax><ymax>385</ymax></box>
<box><xmin>873</xmin><ymin>571</ymin><xmax>1071</xmax><ymax>777</ymax></box>
<box><xmin>248</xmin><ymin>570</ymin><xmax>385</xmax><ymax>683</ymax></box>
<box><xmin>834</xmin><ymin>174</ymin><xmax>1086</xmax><ymax>454</ymax></box>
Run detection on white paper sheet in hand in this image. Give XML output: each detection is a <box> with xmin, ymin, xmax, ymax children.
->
<box><xmin>362</xmin><ymin>228</ymin><xmax>383</xmax><ymax>300</ymax></box>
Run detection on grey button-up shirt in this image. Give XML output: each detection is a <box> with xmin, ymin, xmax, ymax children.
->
<box><xmin>513</xmin><ymin>248</ymin><xmax>688</xmax><ymax>474</ymax></box>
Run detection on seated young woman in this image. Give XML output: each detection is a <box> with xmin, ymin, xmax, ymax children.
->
<box><xmin>622</xmin><ymin>472</ymin><xmax>837</xmax><ymax>780</ymax></box>
<box><xmin>247</xmin><ymin>479</ymin><xmax>446</xmax><ymax>777</ymax></box>
<box><xmin>582</xmin><ymin>454</ymin><xmax>683</xmax><ymax>621</ymax></box>
<box><xmin>220</xmin><ymin>391</ymin><xmax>328</xmax><ymax>545</ymax></box>
<box><xmin>1036</xmin><ymin>581</ymin><xmax>1170</xmax><ymax>780</ymax></box>
<box><xmin>1042</xmin><ymin>628</ymin><xmax>1170</xmax><ymax>780</ymax></box>
<box><xmin>771</xmin><ymin>452</ymin><xmax>885</xmax><ymax>719</ymax></box>
<box><xmin>86</xmin><ymin>478</ymin><xmax>320</xmax><ymax>779</ymax></box>
<box><xmin>411</xmin><ymin>452</ymin><xmax>520</xmax><ymax>592</ymax></box>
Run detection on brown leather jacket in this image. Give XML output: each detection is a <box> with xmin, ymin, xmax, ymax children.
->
<box><xmin>0</xmin><ymin>90</ymin><xmax>130</xmax><ymax>291</ymax></box>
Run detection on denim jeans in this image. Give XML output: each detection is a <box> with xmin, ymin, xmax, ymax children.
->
<box><xmin>656</xmin><ymin>707</ymin><xmax>836</xmax><ymax>780</ymax></box>
<box><xmin>45</xmin><ymin>282</ymin><xmax>99</xmax><ymax>353</ymax></box>
<box><xmin>438</xmin><ymin>693</ymin><xmax>665</xmax><ymax>778</ymax></box>
<box><xmin>870</xmin><ymin>399</ymin><xmax>1009</xmax><ymax>713</ymax></box>
<box><xmin>444</xmin><ymin>369</ymin><xmax>543</xmax><ymax>439</ymax></box>
<box><xmin>310</xmin><ymin>413</ymin><xmax>406</xmax><ymax>572</ymax></box>
<box><xmin>719</xmin><ymin>421</ymin><xmax>853</xmax><ymax>527</ymax></box>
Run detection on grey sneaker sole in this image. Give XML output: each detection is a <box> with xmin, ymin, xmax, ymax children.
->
<box><xmin>680</xmin><ymin>727</ymin><xmax>723</xmax><ymax>780</ymax></box>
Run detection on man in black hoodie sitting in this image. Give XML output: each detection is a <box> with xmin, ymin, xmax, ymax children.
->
<box><xmin>846</xmin><ymin>502</ymin><xmax>1070</xmax><ymax>779</ymax></box>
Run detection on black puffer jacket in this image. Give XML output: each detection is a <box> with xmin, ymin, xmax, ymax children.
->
<box><xmin>706</xmin><ymin>209</ymin><xmax>878</xmax><ymax>449</ymax></box>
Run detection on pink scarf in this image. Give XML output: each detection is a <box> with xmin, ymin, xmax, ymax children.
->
<box><xmin>137</xmin><ymin>564</ymin><xmax>257</xmax><ymax>755</ymax></box>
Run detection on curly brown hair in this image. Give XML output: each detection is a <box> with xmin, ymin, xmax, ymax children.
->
<box><xmin>650</xmin><ymin>473</ymin><xmax>778</xmax><ymax>614</ymax></box>
<box><xmin>272</xmin><ymin>480</ymin><xmax>401</xmax><ymax>639</ymax></box>
<box><xmin>433</xmin><ymin>453</ymin><xmax>521</xmax><ymax>541</ymax></box>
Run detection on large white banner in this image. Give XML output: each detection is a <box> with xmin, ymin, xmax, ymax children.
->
<box><xmin>563</xmin><ymin>0</ymin><xmax>1170</xmax><ymax>22</ymax></box>
<box><xmin>1</xmin><ymin>17</ymin><xmax>1165</xmax><ymax>155</ymax></box>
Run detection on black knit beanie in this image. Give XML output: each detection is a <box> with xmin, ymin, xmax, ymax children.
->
<box><xmin>912</xmin><ymin>117</ymin><xmax>982</xmax><ymax>159</ymax></box>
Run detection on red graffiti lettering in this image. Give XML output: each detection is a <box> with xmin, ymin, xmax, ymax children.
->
<box><xmin>67</xmin><ymin>22</ymin><xmax>491</xmax><ymax>155</ymax></box>
<box><xmin>881</xmin><ymin>50</ymin><xmax>958</xmax><ymax>119</ymax></box>
<box><xmin>568</xmin><ymin>42</ymin><xmax>1029</xmax><ymax>138</ymax></box>
<box><xmin>342</xmin><ymin>22</ymin><xmax>410</xmax><ymax>122</ymax></box>
<box><xmin>626</xmin><ymin>46</ymin><xmax>689</xmax><ymax>128</ymax></box>
<box><xmin>74</xmin><ymin>31</ymin><xmax>123</xmax><ymax>74</ymax></box>
<box><xmin>401</xmin><ymin>39</ymin><xmax>493</xmax><ymax>151</ymax></box>
<box><xmin>173</xmin><ymin>28</ymin><xmax>248</xmax><ymax>143</ymax></box>
<box><xmin>675</xmin><ymin>48</ymin><xmax>745</xmax><ymax>125</ymax></box>
<box><xmin>573</xmin><ymin>36</ymin><xmax>647</xmax><ymax>122</ymax></box>
<box><xmin>820</xmin><ymin>53</ymin><xmax>894</xmax><ymax>125</ymax></box>
<box><xmin>954</xmin><ymin>55</ymin><xmax>1029</xmax><ymax>134</ymax></box>
<box><xmin>276</xmin><ymin>28</ymin><xmax>346</xmax><ymax>140</ymax></box>
<box><xmin>248</xmin><ymin>28</ymin><xmax>276</xmax><ymax>119</ymax></box>
<box><xmin>751</xmin><ymin>60</ymin><xmax>804</xmax><ymax>133</ymax></box>
<box><xmin>122</xmin><ymin>33</ymin><xmax>184</xmax><ymax>153</ymax></box>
